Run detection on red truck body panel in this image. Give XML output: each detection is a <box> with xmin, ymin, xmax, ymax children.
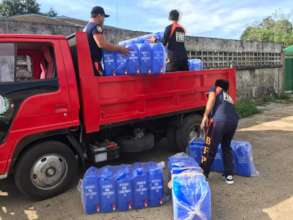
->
<box><xmin>74</xmin><ymin>32</ymin><xmax>236</xmax><ymax>132</ymax></box>
<box><xmin>0</xmin><ymin>33</ymin><xmax>236</xmax><ymax>176</ymax></box>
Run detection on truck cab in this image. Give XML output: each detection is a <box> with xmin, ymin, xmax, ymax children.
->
<box><xmin>0</xmin><ymin>32</ymin><xmax>236</xmax><ymax>199</ymax></box>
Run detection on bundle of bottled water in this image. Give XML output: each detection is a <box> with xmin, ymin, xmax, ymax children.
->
<box><xmin>188</xmin><ymin>139</ymin><xmax>259</xmax><ymax>177</ymax></box>
<box><xmin>103</xmin><ymin>32</ymin><xmax>166</xmax><ymax>76</ymax></box>
<box><xmin>168</xmin><ymin>153</ymin><xmax>212</xmax><ymax>220</ymax></box>
<box><xmin>81</xmin><ymin>162</ymin><xmax>165</xmax><ymax>214</ymax></box>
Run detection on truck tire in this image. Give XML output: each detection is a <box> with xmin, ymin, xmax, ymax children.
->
<box><xmin>176</xmin><ymin>114</ymin><xmax>202</xmax><ymax>152</ymax></box>
<box><xmin>14</xmin><ymin>141</ymin><xmax>79</xmax><ymax>200</ymax></box>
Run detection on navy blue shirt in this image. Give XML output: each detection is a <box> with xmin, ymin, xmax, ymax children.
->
<box><xmin>209</xmin><ymin>86</ymin><xmax>239</xmax><ymax>123</ymax></box>
<box><xmin>83</xmin><ymin>22</ymin><xmax>104</xmax><ymax>63</ymax></box>
<box><xmin>162</xmin><ymin>24</ymin><xmax>188</xmax><ymax>62</ymax></box>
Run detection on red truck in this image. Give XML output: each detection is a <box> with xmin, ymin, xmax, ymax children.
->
<box><xmin>0</xmin><ymin>32</ymin><xmax>236</xmax><ymax>199</ymax></box>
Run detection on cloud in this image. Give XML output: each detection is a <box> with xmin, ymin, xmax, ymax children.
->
<box><xmin>140</xmin><ymin>0</ymin><xmax>293</xmax><ymax>38</ymax></box>
<box><xmin>39</xmin><ymin>0</ymin><xmax>293</xmax><ymax>39</ymax></box>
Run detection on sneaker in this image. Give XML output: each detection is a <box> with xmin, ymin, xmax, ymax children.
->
<box><xmin>224</xmin><ymin>175</ymin><xmax>234</xmax><ymax>185</ymax></box>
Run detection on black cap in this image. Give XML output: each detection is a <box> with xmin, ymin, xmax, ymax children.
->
<box><xmin>169</xmin><ymin>10</ymin><xmax>179</xmax><ymax>21</ymax></box>
<box><xmin>91</xmin><ymin>6</ymin><xmax>110</xmax><ymax>18</ymax></box>
<box><xmin>215</xmin><ymin>79</ymin><xmax>229</xmax><ymax>92</ymax></box>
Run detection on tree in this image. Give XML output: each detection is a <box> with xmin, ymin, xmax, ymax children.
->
<box><xmin>241</xmin><ymin>15</ymin><xmax>293</xmax><ymax>46</ymax></box>
<box><xmin>0</xmin><ymin>0</ymin><xmax>57</xmax><ymax>17</ymax></box>
<box><xmin>0</xmin><ymin>0</ymin><xmax>40</xmax><ymax>16</ymax></box>
<box><xmin>46</xmin><ymin>8</ymin><xmax>57</xmax><ymax>17</ymax></box>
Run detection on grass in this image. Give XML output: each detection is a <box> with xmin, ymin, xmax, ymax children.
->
<box><xmin>235</xmin><ymin>93</ymin><xmax>292</xmax><ymax>119</ymax></box>
<box><xmin>235</xmin><ymin>99</ymin><xmax>260</xmax><ymax>118</ymax></box>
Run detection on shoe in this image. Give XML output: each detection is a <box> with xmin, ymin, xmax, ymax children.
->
<box><xmin>224</xmin><ymin>175</ymin><xmax>234</xmax><ymax>185</ymax></box>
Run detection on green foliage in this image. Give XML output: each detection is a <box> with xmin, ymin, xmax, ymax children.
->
<box><xmin>235</xmin><ymin>99</ymin><xmax>260</xmax><ymax>118</ymax></box>
<box><xmin>46</xmin><ymin>8</ymin><xmax>57</xmax><ymax>17</ymax></box>
<box><xmin>241</xmin><ymin>15</ymin><xmax>293</xmax><ymax>46</ymax></box>
<box><xmin>0</xmin><ymin>0</ymin><xmax>40</xmax><ymax>16</ymax></box>
<box><xmin>0</xmin><ymin>0</ymin><xmax>57</xmax><ymax>17</ymax></box>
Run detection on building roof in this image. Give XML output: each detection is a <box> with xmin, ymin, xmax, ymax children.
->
<box><xmin>8</xmin><ymin>14</ymin><xmax>86</xmax><ymax>27</ymax></box>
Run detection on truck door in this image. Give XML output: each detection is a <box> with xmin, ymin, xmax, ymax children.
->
<box><xmin>0</xmin><ymin>40</ymin><xmax>73</xmax><ymax>146</ymax></box>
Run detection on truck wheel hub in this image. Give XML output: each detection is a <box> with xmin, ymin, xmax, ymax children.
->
<box><xmin>30</xmin><ymin>154</ymin><xmax>68</xmax><ymax>190</ymax></box>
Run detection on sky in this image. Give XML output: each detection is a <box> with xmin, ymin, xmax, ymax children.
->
<box><xmin>39</xmin><ymin>0</ymin><xmax>293</xmax><ymax>39</ymax></box>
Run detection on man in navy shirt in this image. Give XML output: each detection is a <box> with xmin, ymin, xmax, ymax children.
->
<box><xmin>200</xmin><ymin>79</ymin><xmax>239</xmax><ymax>184</ymax></box>
<box><xmin>84</xmin><ymin>6</ymin><xmax>128</xmax><ymax>76</ymax></box>
<box><xmin>150</xmin><ymin>10</ymin><xmax>188</xmax><ymax>72</ymax></box>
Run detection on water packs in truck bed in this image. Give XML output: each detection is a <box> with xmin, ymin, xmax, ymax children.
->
<box><xmin>138</xmin><ymin>43</ymin><xmax>152</xmax><ymax>74</ymax></box>
<box><xmin>132</xmin><ymin>163</ymin><xmax>149</xmax><ymax>209</ymax></box>
<box><xmin>125</xmin><ymin>43</ymin><xmax>140</xmax><ymax>75</ymax></box>
<box><xmin>115</xmin><ymin>165</ymin><xmax>133</xmax><ymax>211</ymax></box>
<box><xmin>98</xmin><ymin>166</ymin><xmax>116</xmax><ymax>213</ymax></box>
<box><xmin>188</xmin><ymin>139</ymin><xmax>259</xmax><ymax>177</ymax></box>
<box><xmin>188</xmin><ymin>59</ymin><xmax>203</xmax><ymax>71</ymax></box>
<box><xmin>103</xmin><ymin>51</ymin><xmax>116</xmax><ymax>76</ymax></box>
<box><xmin>150</xmin><ymin>43</ymin><xmax>166</xmax><ymax>74</ymax></box>
<box><xmin>146</xmin><ymin>162</ymin><xmax>165</xmax><ymax>207</ymax></box>
<box><xmin>115</xmin><ymin>53</ymin><xmax>128</xmax><ymax>76</ymax></box>
<box><xmin>119</xmin><ymin>32</ymin><xmax>164</xmax><ymax>45</ymax></box>
<box><xmin>81</xmin><ymin>167</ymin><xmax>99</xmax><ymax>214</ymax></box>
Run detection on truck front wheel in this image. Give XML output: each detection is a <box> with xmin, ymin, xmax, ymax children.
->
<box><xmin>176</xmin><ymin>114</ymin><xmax>202</xmax><ymax>152</ymax></box>
<box><xmin>14</xmin><ymin>141</ymin><xmax>79</xmax><ymax>200</ymax></box>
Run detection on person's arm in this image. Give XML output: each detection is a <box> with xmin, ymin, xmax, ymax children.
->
<box><xmin>93</xmin><ymin>34</ymin><xmax>128</xmax><ymax>54</ymax></box>
<box><xmin>162</xmin><ymin>26</ymin><xmax>171</xmax><ymax>46</ymax></box>
<box><xmin>200</xmin><ymin>91</ymin><xmax>216</xmax><ymax>129</ymax></box>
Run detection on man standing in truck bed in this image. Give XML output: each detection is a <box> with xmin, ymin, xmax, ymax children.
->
<box><xmin>84</xmin><ymin>6</ymin><xmax>128</xmax><ymax>76</ymax></box>
<box><xmin>152</xmin><ymin>9</ymin><xmax>189</xmax><ymax>72</ymax></box>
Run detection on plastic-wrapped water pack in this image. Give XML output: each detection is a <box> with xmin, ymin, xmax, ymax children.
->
<box><xmin>115</xmin><ymin>165</ymin><xmax>133</xmax><ymax>211</ymax></box>
<box><xmin>172</xmin><ymin>170</ymin><xmax>212</xmax><ymax>220</ymax></box>
<box><xmin>188</xmin><ymin>59</ymin><xmax>203</xmax><ymax>71</ymax></box>
<box><xmin>81</xmin><ymin>167</ymin><xmax>99</xmax><ymax>214</ymax></box>
<box><xmin>188</xmin><ymin>139</ymin><xmax>259</xmax><ymax>177</ymax></box>
<box><xmin>81</xmin><ymin>162</ymin><xmax>165</xmax><ymax>214</ymax></box>
<box><xmin>168</xmin><ymin>153</ymin><xmax>212</xmax><ymax>220</ymax></box>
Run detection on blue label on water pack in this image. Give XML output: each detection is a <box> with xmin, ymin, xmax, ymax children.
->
<box><xmin>126</xmin><ymin>44</ymin><xmax>140</xmax><ymax>75</ymax></box>
<box><xmin>151</xmin><ymin>43</ymin><xmax>165</xmax><ymax>74</ymax></box>
<box><xmin>139</xmin><ymin>43</ymin><xmax>152</xmax><ymax>74</ymax></box>
<box><xmin>116</xmin><ymin>53</ymin><xmax>127</xmax><ymax>75</ymax></box>
<box><xmin>81</xmin><ymin>167</ymin><xmax>99</xmax><ymax>215</ymax></box>
<box><xmin>103</xmin><ymin>51</ymin><xmax>116</xmax><ymax>76</ymax></box>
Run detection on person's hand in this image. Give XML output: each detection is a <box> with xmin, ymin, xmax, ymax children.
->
<box><xmin>148</xmin><ymin>36</ymin><xmax>157</xmax><ymax>43</ymax></box>
<box><xmin>119</xmin><ymin>47</ymin><xmax>129</xmax><ymax>55</ymax></box>
<box><xmin>200</xmin><ymin>116</ymin><xmax>209</xmax><ymax>130</ymax></box>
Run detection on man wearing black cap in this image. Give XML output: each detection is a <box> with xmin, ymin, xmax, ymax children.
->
<box><xmin>151</xmin><ymin>9</ymin><xmax>188</xmax><ymax>72</ymax></box>
<box><xmin>84</xmin><ymin>6</ymin><xmax>128</xmax><ymax>76</ymax></box>
<box><xmin>200</xmin><ymin>79</ymin><xmax>239</xmax><ymax>184</ymax></box>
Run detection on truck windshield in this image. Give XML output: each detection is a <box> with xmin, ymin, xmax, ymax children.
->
<box><xmin>0</xmin><ymin>44</ymin><xmax>15</xmax><ymax>83</ymax></box>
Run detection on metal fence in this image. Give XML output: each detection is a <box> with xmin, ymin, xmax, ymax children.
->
<box><xmin>188</xmin><ymin>50</ymin><xmax>282</xmax><ymax>69</ymax></box>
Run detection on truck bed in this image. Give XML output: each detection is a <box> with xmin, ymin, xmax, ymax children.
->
<box><xmin>71</xmin><ymin>32</ymin><xmax>236</xmax><ymax>133</ymax></box>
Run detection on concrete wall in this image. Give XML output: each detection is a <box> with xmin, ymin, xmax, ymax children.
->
<box><xmin>237</xmin><ymin>67</ymin><xmax>283</xmax><ymax>98</ymax></box>
<box><xmin>0</xmin><ymin>17</ymin><xmax>285</xmax><ymax>99</ymax></box>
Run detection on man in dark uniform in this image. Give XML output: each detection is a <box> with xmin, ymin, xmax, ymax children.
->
<box><xmin>200</xmin><ymin>79</ymin><xmax>239</xmax><ymax>184</ymax></box>
<box><xmin>151</xmin><ymin>10</ymin><xmax>189</xmax><ymax>72</ymax></box>
<box><xmin>83</xmin><ymin>6</ymin><xmax>128</xmax><ymax>76</ymax></box>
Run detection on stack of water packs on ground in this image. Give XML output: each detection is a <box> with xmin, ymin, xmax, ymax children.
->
<box><xmin>168</xmin><ymin>153</ymin><xmax>212</xmax><ymax>220</ymax></box>
<box><xmin>103</xmin><ymin>32</ymin><xmax>167</xmax><ymax>76</ymax></box>
<box><xmin>81</xmin><ymin>162</ymin><xmax>165</xmax><ymax>214</ymax></box>
<box><xmin>188</xmin><ymin>139</ymin><xmax>259</xmax><ymax>177</ymax></box>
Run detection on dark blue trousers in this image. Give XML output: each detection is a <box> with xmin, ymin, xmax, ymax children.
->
<box><xmin>200</xmin><ymin>120</ymin><xmax>238</xmax><ymax>177</ymax></box>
